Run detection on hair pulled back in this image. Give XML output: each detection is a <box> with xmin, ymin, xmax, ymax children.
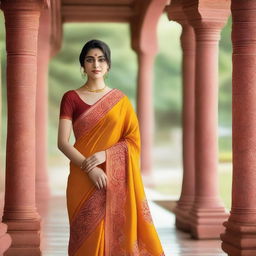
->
<box><xmin>79</xmin><ymin>39</ymin><xmax>111</xmax><ymax>70</ymax></box>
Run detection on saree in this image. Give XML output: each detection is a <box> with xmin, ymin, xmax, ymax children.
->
<box><xmin>66</xmin><ymin>88</ymin><xmax>165</xmax><ymax>256</ymax></box>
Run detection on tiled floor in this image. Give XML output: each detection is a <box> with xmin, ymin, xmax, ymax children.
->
<box><xmin>40</xmin><ymin>194</ymin><xmax>226</xmax><ymax>256</ymax></box>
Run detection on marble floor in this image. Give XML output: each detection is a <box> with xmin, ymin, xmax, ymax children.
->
<box><xmin>40</xmin><ymin>193</ymin><xmax>226</xmax><ymax>256</ymax></box>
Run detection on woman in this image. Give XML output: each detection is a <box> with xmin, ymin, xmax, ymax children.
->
<box><xmin>57</xmin><ymin>39</ymin><xmax>165</xmax><ymax>256</ymax></box>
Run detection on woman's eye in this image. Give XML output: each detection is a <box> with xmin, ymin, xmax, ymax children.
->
<box><xmin>85</xmin><ymin>58</ymin><xmax>105</xmax><ymax>63</ymax></box>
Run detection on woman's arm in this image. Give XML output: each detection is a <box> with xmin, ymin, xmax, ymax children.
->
<box><xmin>57</xmin><ymin>118</ymin><xmax>107</xmax><ymax>189</ymax></box>
<box><xmin>57</xmin><ymin>118</ymin><xmax>86</xmax><ymax>167</ymax></box>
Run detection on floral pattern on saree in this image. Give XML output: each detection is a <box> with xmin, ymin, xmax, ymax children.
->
<box><xmin>68</xmin><ymin>189</ymin><xmax>106</xmax><ymax>256</ymax></box>
<box><xmin>141</xmin><ymin>199</ymin><xmax>154</xmax><ymax>224</ymax></box>
<box><xmin>105</xmin><ymin>140</ymin><xmax>128</xmax><ymax>256</ymax></box>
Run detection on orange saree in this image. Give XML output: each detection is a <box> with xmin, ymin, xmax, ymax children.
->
<box><xmin>66</xmin><ymin>88</ymin><xmax>165</xmax><ymax>256</ymax></box>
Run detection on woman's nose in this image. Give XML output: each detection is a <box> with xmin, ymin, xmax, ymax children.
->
<box><xmin>93</xmin><ymin>60</ymin><xmax>99</xmax><ymax>67</ymax></box>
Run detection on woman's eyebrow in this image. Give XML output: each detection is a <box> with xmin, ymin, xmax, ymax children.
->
<box><xmin>85</xmin><ymin>55</ymin><xmax>105</xmax><ymax>58</ymax></box>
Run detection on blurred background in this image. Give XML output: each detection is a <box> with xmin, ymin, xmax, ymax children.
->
<box><xmin>0</xmin><ymin>12</ymin><xmax>232</xmax><ymax>209</ymax></box>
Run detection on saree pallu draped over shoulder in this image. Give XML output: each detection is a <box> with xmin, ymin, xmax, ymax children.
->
<box><xmin>66</xmin><ymin>88</ymin><xmax>165</xmax><ymax>256</ymax></box>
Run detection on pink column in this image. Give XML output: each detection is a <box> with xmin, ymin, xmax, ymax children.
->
<box><xmin>36</xmin><ymin>6</ymin><xmax>51</xmax><ymax>213</ymax></box>
<box><xmin>166</xmin><ymin>2</ymin><xmax>196</xmax><ymax>231</ymax></box>
<box><xmin>136</xmin><ymin>51</ymin><xmax>155</xmax><ymax>176</ymax></box>
<box><xmin>183</xmin><ymin>1</ymin><xmax>230</xmax><ymax>239</ymax></box>
<box><xmin>0</xmin><ymin>223</ymin><xmax>11</xmax><ymax>255</ymax></box>
<box><xmin>176</xmin><ymin>24</ymin><xmax>196</xmax><ymax>231</ymax></box>
<box><xmin>1</xmin><ymin>1</ymin><xmax>43</xmax><ymax>255</ymax></box>
<box><xmin>221</xmin><ymin>1</ymin><xmax>256</xmax><ymax>255</ymax></box>
<box><xmin>0</xmin><ymin>31</ymin><xmax>12</xmax><ymax>254</ymax></box>
<box><xmin>130</xmin><ymin>0</ymin><xmax>166</xmax><ymax>177</ymax></box>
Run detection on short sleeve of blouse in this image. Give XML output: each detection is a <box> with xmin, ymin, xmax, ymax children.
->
<box><xmin>59</xmin><ymin>91</ymin><xmax>73</xmax><ymax>120</ymax></box>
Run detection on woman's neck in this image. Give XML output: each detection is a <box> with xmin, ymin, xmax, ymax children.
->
<box><xmin>84</xmin><ymin>78</ymin><xmax>106</xmax><ymax>90</ymax></box>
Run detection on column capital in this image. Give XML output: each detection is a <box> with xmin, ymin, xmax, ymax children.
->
<box><xmin>231</xmin><ymin>0</ymin><xmax>256</xmax><ymax>55</ymax></box>
<box><xmin>182</xmin><ymin>0</ymin><xmax>230</xmax><ymax>30</ymax></box>
<box><xmin>165</xmin><ymin>1</ymin><xmax>195</xmax><ymax>52</ymax></box>
<box><xmin>165</xmin><ymin>0</ymin><xmax>189</xmax><ymax>26</ymax></box>
<box><xmin>130</xmin><ymin>0</ymin><xmax>167</xmax><ymax>56</ymax></box>
<box><xmin>1</xmin><ymin>0</ymin><xmax>48</xmax><ymax>11</ymax></box>
<box><xmin>232</xmin><ymin>0</ymin><xmax>256</xmax><ymax>21</ymax></box>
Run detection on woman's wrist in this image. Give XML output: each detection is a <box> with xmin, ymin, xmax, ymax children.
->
<box><xmin>80</xmin><ymin>157</ymin><xmax>87</xmax><ymax>169</ymax></box>
<box><xmin>86</xmin><ymin>168</ymin><xmax>95</xmax><ymax>174</ymax></box>
<box><xmin>80</xmin><ymin>158</ymin><xmax>95</xmax><ymax>174</ymax></box>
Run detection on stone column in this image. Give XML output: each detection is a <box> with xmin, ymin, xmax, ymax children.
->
<box><xmin>166</xmin><ymin>2</ymin><xmax>196</xmax><ymax>231</ymax></box>
<box><xmin>1</xmin><ymin>1</ymin><xmax>43</xmax><ymax>255</ymax></box>
<box><xmin>0</xmin><ymin>27</ymin><xmax>12</xmax><ymax>254</ymax></box>
<box><xmin>183</xmin><ymin>1</ymin><xmax>230</xmax><ymax>239</ymax></box>
<box><xmin>0</xmin><ymin>223</ymin><xmax>11</xmax><ymax>255</ymax></box>
<box><xmin>36</xmin><ymin>5</ymin><xmax>51</xmax><ymax>214</ymax></box>
<box><xmin>130</xmin><ymin>0</ymin><xmax>166</xmax><ymax>177</ymax></box>
<box><xmin>221</xmin><ymin>1</ymin><xmax>256</xmax><ymax>255</ymax></box>
<box><xmin>136</xmin><ymin>51</ymin><xmax>156</xmax><ymax>176</ymax></box>
<box><xmin>176</xmin><ymin>24</ymin><xmax>196</xmax><ymax>232</ymax></box>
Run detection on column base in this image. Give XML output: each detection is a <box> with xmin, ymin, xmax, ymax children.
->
<box><xmin>175</xmin><ymin>213</ymin><xmax>190</xmax><ymax>232</ymax></box>
<box><xmin>189</xmin><ymin>206</ymin><xmax>229</xmax><ymax>239</ymax></box>
<box><xmin>0</xmin><ymin>223</ymin><xmax>12</xmax><ymax>254</ymax></box>
<box><xmin>3</xmin><ymin>218</ymin><xmax>41</xmax><ymax>256</ymax></box>
<box><xmin>175</xmin><ymin>202</ymin><xmax>193</xmax><ymax>232</ymax></box>
<box><xmin>4</xmin><ymin>247</ymin><xmax>41</xmax><ymax>256</ymax></box>
<box><xmin>221</xmin><ymin>220</ymin><xmax>256</xmax><ymax>256</ymax></box>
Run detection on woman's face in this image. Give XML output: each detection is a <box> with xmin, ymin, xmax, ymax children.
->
<box><xmin>83</xmin><ymin>48</ymin><xmax>109</xmax><ymax>80</ymax></box>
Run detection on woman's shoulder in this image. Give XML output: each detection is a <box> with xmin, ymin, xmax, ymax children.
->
<box><xmin>112</xmin><ymin>88</ymin><xmax>128</xmax><ymax>98</ymax></box>
<box><xmin>61</xmin><ymin>89</ymin><xmax>76</xmax><ymax>99</ymax></box>
<box><xmin>60</xmin><ymin>90</ymin><xmax>77</xmax><ymax>106</ymax></box>
<box><xmin>112</xmin><ymin>88</ymin><xmax>134</xmax><ymax>107</ymax></box>
<box><xmin>63</xmin><ymin>89</ymin><xmax>75</xmax><ymax>96</ymax></box>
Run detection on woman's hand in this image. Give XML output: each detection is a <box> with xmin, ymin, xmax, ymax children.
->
<box><xmin>81</xmin><ymin>151</ymin><xmax>106</xmax><ymax>173</ymax></box>
<box><xmin>88</xmin><ymin>167</ymin><xmax>108</xmax><ymax>190</ymax></box>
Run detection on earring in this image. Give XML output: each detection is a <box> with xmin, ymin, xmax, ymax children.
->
<box><xmin>80</xmin><ymin>67</ymin><xmax>87</xmax><ymax>79</ymax></box>
<box><xmin>104</xmin><ymin>71</ymin><xmax>109</xmax><ymax>80</ymax></box>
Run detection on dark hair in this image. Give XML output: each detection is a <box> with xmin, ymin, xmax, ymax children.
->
<box><xmin>79</xmin><ymin>39</ymin><xmax>111</xmax><ymax>70</ymax></box>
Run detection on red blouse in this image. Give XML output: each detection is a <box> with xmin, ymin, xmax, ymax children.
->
<box><xmin>59</xmin><ymin>90</ymin><xmax>91</xmax><ymax>124</ymax></box>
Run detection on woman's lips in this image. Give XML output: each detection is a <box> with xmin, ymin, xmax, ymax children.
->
<box><xmin>92</xmin><ymin>70</ymin><xmax>100</xmax><ymax>73</ymax></box>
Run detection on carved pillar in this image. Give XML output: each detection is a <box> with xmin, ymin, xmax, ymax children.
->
<box><xmin>176</xmin><ymin>24</ymin><xmax>196</xmax><ymax>232</ymax></box>
<box><xmin>136</xmin><ymin>50</ymin><xmax>155</xmax><ymax>176</ymax></box>
<box><xmin>166</xmin><ymin>2</ymin><xmax>196</xmax><ymax>232</ymax></box>
<box><xmin>1</xmin><ymin>1</ymin><xmax>44</xmax><ymax>255</ymax></box>
<box><xmin>0</xmin><ymin>22</ymin><xmax>12</xmax><ymax>254</ymax></box>
<box><xmin>221</xmin><ymin>1</ymin><xmax>256</xmax><ymax>255</ymax></box>
<box><xmin>130</xmin><ymin>0</ymin><xmax>167</xmax><ymax>177</ymax></box>
<box><xmin>36</xmin><ymin>4</ymin><xmax>51</xmax><ymax>214</ymax></box>
<box><xmin>183</xmin><ymin>0</ymin><xmax>230</xmax><ymax>239</ymax></box>
<box><xmin>0</xmin><ymin>222</ymin><xmax>12</xmax><ymax>255</ymax></box>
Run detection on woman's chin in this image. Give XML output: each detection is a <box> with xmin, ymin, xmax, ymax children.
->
<box><xmin>88</xmin><ymin>75</ymin><xmax>104</xmax><ymax>80</ymax></box>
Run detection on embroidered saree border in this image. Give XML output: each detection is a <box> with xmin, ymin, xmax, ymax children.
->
<box><xmin>105</xmin><ymin>140</ymin><xmax>128</xmax><ymax>256</ymax></box>
<box><xmin>68</xmin><ymin>189</ymin><xmax>106</xmax><ymax>256</ymax></box>
<box><xmin>73</xmin><ymin>88</ymin><xmax>125</xmax><ymax>140</ymax></box>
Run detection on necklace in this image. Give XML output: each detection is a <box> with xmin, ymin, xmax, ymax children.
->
<box><xmin>84</xmin><ymin>84</ymin><xmax>106</xmax><ymax>93</ymax></box>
